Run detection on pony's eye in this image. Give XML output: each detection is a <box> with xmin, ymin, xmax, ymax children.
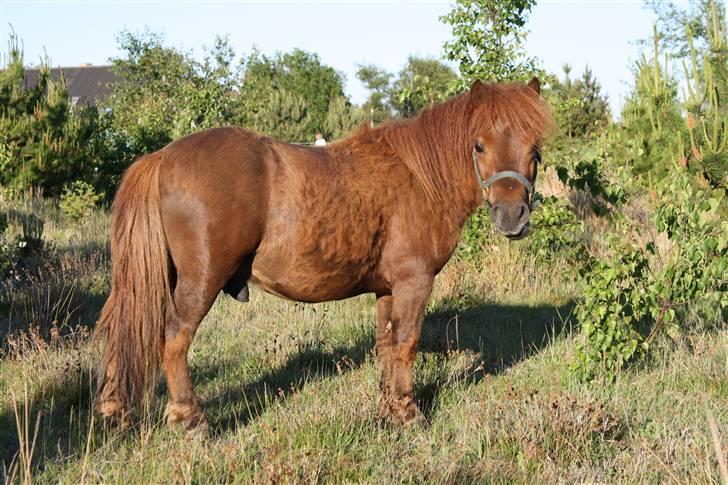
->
<box><xmin>474</xmin><ymin>142</ymin><xmax>485</xmax><ymax>153</ymax></box>
<box><xmin>533</xmin><ymin>149</ymin><xmax>542</xmax><ymax>163</ymax></box>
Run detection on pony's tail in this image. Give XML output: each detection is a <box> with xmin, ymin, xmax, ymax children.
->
<box><xmin>95</xmin><ymin>153</ymin><xmax>172</xmax><ymax>420</ymax></box>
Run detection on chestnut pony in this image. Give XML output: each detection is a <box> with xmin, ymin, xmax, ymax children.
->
<box><xmin>95</xmin><ymin>78</ymin><xmax>553</xmax><ymax>431</ymax></box>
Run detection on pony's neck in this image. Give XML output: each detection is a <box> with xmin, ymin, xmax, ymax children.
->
<box><xmin>385</xmin><ymin>96</ymin><xmax>483</xmax><ymax>225</ymax></box>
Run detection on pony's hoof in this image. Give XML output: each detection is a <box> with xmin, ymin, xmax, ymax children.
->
<box><xmin>397</xmin><ymin>400</ymin><xmax>423</xmax><ymax>426</ymax></box>
<box><xmin>95</xmin><ymin>398</ymin><xmax>131</xmax><ymax>429</ymax></box>
<box><xmin>378</xmin><ymin>396</ymin><xmax>423</xmax><ymax>426</ymax></box>
<box><xmin>185</xmin><ymin>416</ymin><xmax>210</xmax><ymax>440</ymax></box>
<box><xmin>165</xmin><ymin>401</ymin><xmax>208</xmax><ymax>437</ymax></box>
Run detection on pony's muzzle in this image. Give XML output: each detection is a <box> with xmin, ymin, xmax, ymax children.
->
<box><xmin>490</xmin><ymin>201</ymin><xmax>531</xmax><ymax>239</ymax></box>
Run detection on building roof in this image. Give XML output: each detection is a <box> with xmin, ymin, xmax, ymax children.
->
<box><xmin>23</xmin><ymin>65</ymin><xmax>117</xmax><ymax>105</ymax></box>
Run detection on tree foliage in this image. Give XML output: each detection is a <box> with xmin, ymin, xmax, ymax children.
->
<box><xmin>644</xmin><ymin>0</ymin><xmax>726</xmax><ymax>58</ymax></box>
<box><xmin>0</xmin><ymin>30</ymin><xmax>101</xmax><ymax>195</ymax></box>
<box><xmin>573</xmin><ymin>1</ymin><xmax>728</xmax><ymax>381</ymax></box>
<box><xmin>238</xmin><ymin>49</ymin><xmax>346</xmax><ymax>141</ymax></box>
<box><xmin>356</xmin><ymin>64</ymin><xmax>393</xmax><ymax>123</ymax></box>
<box><xmin>681</xmin><ymin>0</ymin><xmax>728</xmax><ymax>187</ymax></box>
<box><xmin>106</xmin><ymin>30</ymin><xmax>241</xmax><ymax>156</ymax></box>
<box><xmin>246</xmin><ymin>88</ymin><xmax>313</xmax><ymax>142</ymax></box>
<box><xmin>441</xmin><ymin>0</ymin><xmax>541</xmax><ymax>88</ymax></box>
<box><xmin>619</xmin><ymin>30</ymin><xmax>686</xmax><ymax>179</ymax></box>
<box><xmin>391</xmin><ymin>56</ymin><xmax>459</xmax><ymax>118</ymax></box>
<box><xmin>548</xmin><ymin>65</ymin><xmax>610</xmax><ymax>139</ymax></box>
<box><xmin>357</xmin><ymin>57</ymin><xmax>457</xmax><ymax>121</ymax></box>
<box><xmin>324</xmin><ymin>96</ymin><xmax>365</xmax><ymax>140</ymax></box>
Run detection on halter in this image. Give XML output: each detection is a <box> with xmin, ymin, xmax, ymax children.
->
<box><xmin>472</xmin><ymin>148</ymin><xmax>534</xmax><ymax>206</ymax></box>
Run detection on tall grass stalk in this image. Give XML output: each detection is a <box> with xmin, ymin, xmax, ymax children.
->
<box><xmin>7</xmin><ymin>386</ymin><xmax>40</xmax><ymax>485</ymax></box>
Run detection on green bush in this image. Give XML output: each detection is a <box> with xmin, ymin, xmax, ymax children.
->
<box><xmin>59</xmin><ymin>181</ymin><xmax>103</xmax><ymax>223</ymax></box>
<box><xmin>0</xmin><ymin>213</ymin><xmax>17</xmax><ymax>281</ymax></box>
<box><xmin>456</xmin><ymin>206</ymin><xmax>492</xmax><ymax>261</ymax></box>
<box><xmin>574</xmin><ymin>172</ymin><xmax>727</xmax><ymax>381</ymax></box>
<box><xmin>526</xmin><ymin>196</ymin><xmax>587</xmax><ymax>263</ymax></box>
<box><xmin>455</xmin><ymin>196</ymin><xmax>588</xmax><ymax>266</ymax></box>
<box><xmin>555</xmin><ymin>155</ymin><xmax>627</xmax><ymax>216</ymax></box>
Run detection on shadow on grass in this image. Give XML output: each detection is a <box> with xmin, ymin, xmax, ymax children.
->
<box><xmin>197</xmin><ymin>330</ymin><xmax>376</xmax><ymax>433</ymax></box>
<box><xmin>199</xmin><ymin>298</ymin><xmax>575</xmax><ymax>433</ymax></box>
<box><xmin>0</xmin><ymin>362</ymin><xmax>96</xmax><ymax>482</ymax></box>
<box><xmin>422</xmin><ymin>298</ymin><xmax>576</xmax><ymax>372</ymax></box>
<box><xmin>417</xmin><ymin>298</ymin><xmax>576</xmax><ymax>417</ymax></box>
<box><xmin>0</xmin><ymin>297</ymin><xmax>575</xmax><ymax>478</ymax></box>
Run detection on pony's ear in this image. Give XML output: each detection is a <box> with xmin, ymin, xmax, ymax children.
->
<box><xmin>470</xmin><ymin>79</ymin><xmax>484</xmax><ymax>92</ymax></box>
<box><xmin>470</xmin><ymin>79</ymin><xmax>486</xmax><ymax>102</ymax></box>
<box><xmin>527</xmin><ymin>77</ymin><xmax>541</xmax><ymax>94</ymax></box>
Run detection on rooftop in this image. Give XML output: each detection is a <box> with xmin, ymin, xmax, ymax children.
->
<box><xmin>23</xmin><ymin>64</ymin><xmax>117</xmax><ymax>105</ymax></box>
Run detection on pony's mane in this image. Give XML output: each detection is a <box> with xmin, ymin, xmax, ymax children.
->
<box><xmin>356</xmin><ymin>82</ymin><xmax>555</xmax><ymax>204</ymax></box>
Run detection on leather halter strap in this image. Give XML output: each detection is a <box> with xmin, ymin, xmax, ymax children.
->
<box><xmin>472</xmin><ymin>148</ymin><xmax>534</xmax><ymax>196</ymax></box>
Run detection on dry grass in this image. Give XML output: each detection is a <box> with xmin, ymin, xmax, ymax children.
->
<box><xmin>0</xmin><ymin>202</ymin><xmax>726</xmax><ymax>484</ymax></box>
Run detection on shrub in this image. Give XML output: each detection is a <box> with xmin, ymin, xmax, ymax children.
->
<box><xmin>456</xmin><ymin>206</ymin><xmax>492</xmax><ymax>261</ymax></box>
<box><xmin>0</xmin><ymin>213</ymin><xmax>18</xmax><ymax>281</ymax></box>
<box><xmin>525</xmin><ymin>196</ymin><xmax>586</xmax><ymax>263</ymax></box>
<box><xmin>574</xmin><ymin>172</ymin><xmax>727</xmax><ymax>380</ymax></box>
<box><xmin>59</xmin><ymin>181</ymin><xmax>102</xmax><ymax>223</ymax></box>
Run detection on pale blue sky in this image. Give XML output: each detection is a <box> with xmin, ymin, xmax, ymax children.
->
<box><xmin>1</xmin><ymin>0</ymin><xmax>656</xmax><ymax>114</ymax></box>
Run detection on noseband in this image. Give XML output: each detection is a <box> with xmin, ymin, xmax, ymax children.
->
<box><xmin>472</xmin><ymin>148</ymin><xmax>534</xmax><ymax>206</ymax></box>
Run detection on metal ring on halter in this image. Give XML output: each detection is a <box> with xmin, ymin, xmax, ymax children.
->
<box><xmin>472</xmin><ymin>148</ymin><xmax>534</xmax><ymax>206</ymax></box>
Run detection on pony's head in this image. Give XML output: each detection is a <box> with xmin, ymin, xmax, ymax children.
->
<box><xmin>469</xmin><ymin>77</ymin><xmax>552</xmax><ymax>240</ymax></box>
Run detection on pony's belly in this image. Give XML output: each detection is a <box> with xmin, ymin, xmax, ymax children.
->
<box><xmin>249</xmin><ymin>254</ymin><xmax>368</xmax><ymax>303</ymax></box>
<box><xmin>250</xmin><ymin>199</ymin><xmax>382</xmax><ymax>303</ymax></box>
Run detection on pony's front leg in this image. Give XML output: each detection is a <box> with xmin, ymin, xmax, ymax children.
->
<box><xmin>378</xmin><ymin>275</ymin><xmax>433</xmax><ymax>424</ymax></box>
<box><xmin>376</xmin><ymin>295</ymin><xmax>394</xmax><ymax>411</ymax></box>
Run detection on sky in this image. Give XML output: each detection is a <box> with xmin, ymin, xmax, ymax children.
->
<box><xmin>0</xmin><ymin>0</ymin><xmax>657</xmax><ymax>115</ymax></box>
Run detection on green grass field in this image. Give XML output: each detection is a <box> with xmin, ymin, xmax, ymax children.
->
<box><xmin>1</xmin><ymin>201</ymin><xmax>726</xmax><ymax>483</ymax></box>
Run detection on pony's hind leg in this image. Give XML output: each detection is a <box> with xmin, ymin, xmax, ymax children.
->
<box><xmin>160</xmin><ymin>203</ymin><xmax>256</xmax><ymax>433</ymax></box>
<box><xmin>162</xmin><ymin>274</ymin><xmax>218</xmax><ymax>433</ymax></box>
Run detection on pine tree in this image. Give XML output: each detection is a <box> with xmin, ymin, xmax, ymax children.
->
<box><xmin>0</xmin><ymin>30</ymin><xmax>99</xmax><ymax>195</ymax></box>
<box><xmin>549</xmin><ymin>65</ymin><xmax>610</xmax><ymax>139</ymax></box>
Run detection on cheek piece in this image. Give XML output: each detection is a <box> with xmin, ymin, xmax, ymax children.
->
<box><xmin>471</xmin><ymin>147</ymin><xmax>536</xmax><ymax>208</ymax></box>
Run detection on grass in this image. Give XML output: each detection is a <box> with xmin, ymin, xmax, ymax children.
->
<box><xmin>0</xmin><ymin>198</ymin><xmax>726</xmax><ymax>483</ymax></box>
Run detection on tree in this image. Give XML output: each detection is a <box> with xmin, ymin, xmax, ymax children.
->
<box><xmin>106</xmin><ymin>30</ymin><xmax>241</xmax><ymax>154</ymax></box>
<box><xmin>549</xmin><ymin>65</ymin><xmax>610</xmax><ymax>139</ymax></box>
<box><xmin>620</xmin><ymin>31</ymin><xmax>686</xmax><ymax>179</ymax></box>
<box><xmin>277</xmin><ymin>49</ymin><xmax>345</xmax><ymax>134</ymax></box>
<box><xmin>90</xmin><ymin>30</ymin><xmax>243</xmax><ymax>193</ymax></box>
<box><xmin>390</xmin><ymin>56</ymin><xmax>458</xmax><ymax>117</ymax></box>
<box><xmin>357</xmin><ymin>57</ymin><xmax>458</xmax><ymax>121</ymax></box>
<box><xmin>249</xmin><ymin>89</ymin><xmax>313</xmax><ymax>142</ymax></box>
<box><xmin>441</xmin><ymin>0</ymin><xmax>541</xmax><ymax>88</ymax></box>
<box><xmin>681</xmin><ymin>0</ymin><xmax>727</xmax><ymax>186</ymax></box>
<box><xmin>644</xmin><ymin>0</ymin><xmax>726</xmax><ymax>58</ymax></box>
<box><xmin>323</xmin><ymin>96</ymin><xmax>366</xmax><ymax>140</ymax></box>
<box><xmin>356</xmin><ymin>64</ymin><xmax>393</xmax><ymax>124</ymax></box>
<box><xmin>236</xmin><ymin>49</ymin><xmax>346</xmax><ymax>141</ymax></box>
<box><xmin>0</xmin><ymin>30</ymin><xmax>100</xmax><ymax>195</ymax></box>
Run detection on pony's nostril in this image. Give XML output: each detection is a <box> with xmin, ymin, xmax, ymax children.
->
<box><xmin>490</xmin><ymin>204</ymin><xmax>503</xmax><ymax>224</ymax></box>
<box><xmin>517</xmin><ymin>203</ymin><xmax>530</xmax><ymax>223</ymax></box>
